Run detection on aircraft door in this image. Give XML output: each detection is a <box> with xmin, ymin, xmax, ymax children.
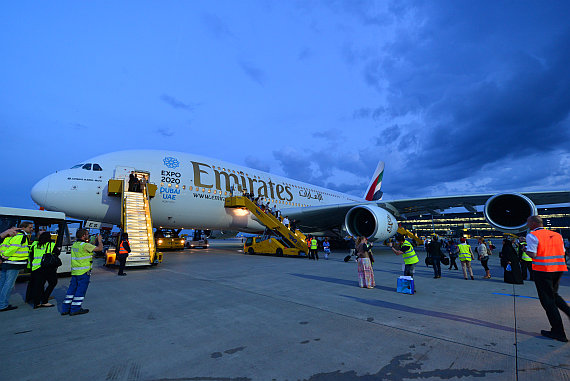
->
<box><xmin>114</xmin><ymin>166</ymin><xmax>136</xmax><ymax>180</ymax></box>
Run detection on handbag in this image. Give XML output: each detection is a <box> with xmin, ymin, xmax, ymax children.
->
<box><xmin>40</xmin><ymin>243</ymin><xmax>62</xmax><ymax>268</ymax></box>
<box><xmin>367</xmin><ymin>251</ymin><xmax>375</xmax><ymax>264</ymax></box>
<box><xmin>441</xmin><ymin>256</ymin><xmax>450</xmax><ymax>266</ymax></box>
<box><xmin>425</xmin><ymin>256</ymin><xmax>433</xmax><ymax>266</ymax></box>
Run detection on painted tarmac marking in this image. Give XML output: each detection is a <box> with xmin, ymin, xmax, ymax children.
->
<box><xmin>14</xmin><ymin>330</ymin><xmax>32</xmax><ymax>335</ymax></box>
<box><xmin>493</xmin><ymin>292</ymin><xmax>570</xmax><ymax>303</ymax></box>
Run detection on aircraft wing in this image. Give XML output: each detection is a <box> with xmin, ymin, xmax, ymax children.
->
<box><xmin>380</xmin><ymin>191</ymin><xmax>570</xmax><ymax>216</ymax></box>
<box><xmin>284</xmin><ymin>190</ymin><xmax>569</xmax><ymax>233</ymax></box>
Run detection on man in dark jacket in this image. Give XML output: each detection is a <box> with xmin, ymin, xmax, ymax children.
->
<box><xmin>427</xmin><ymin>236</ymin><xmax>443</xmax><ymax>278</ymax></box>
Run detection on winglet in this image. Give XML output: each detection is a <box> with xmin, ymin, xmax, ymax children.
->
<box><xmin>364</xmin><ymin>161</ymin><xmax>384</xmax><ymax>201</ymax></box>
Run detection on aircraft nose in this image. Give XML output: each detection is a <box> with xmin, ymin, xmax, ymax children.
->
<box><xmin>31</xmin><ymin>175</ymin><xmax>51</xmax><ymax>207</ymax></box>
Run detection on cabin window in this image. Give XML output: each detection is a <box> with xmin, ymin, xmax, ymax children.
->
<box><xmin>92</xmin><ymin>164</ymin><xmax>102</xmax><ymax>171</ymax></box>
<box><xmin>82</xmin><ymin>163</ymin><xmax>92</xmax><ymax>170</ymax></box>
<box><xmin>71</xmin><ymin>164</ymin><xmax>84</xmax><ymax>169</ymax></box>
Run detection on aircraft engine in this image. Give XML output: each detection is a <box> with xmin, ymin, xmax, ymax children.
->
<box><xmin>344</xmin><ymin>205</ymin><xmax>397</xmax><ymax>242</ymax></box>
<box><xmin>483</xmin><ymin>193</ymin><xmax>537</xmax><ymax>234</ymax></box>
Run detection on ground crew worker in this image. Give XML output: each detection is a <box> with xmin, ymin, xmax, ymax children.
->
<box><xmin>458</xmin><ymin>238</ymin><xmax>475</xmax><ymax>280</ymax></box>
<box><xmin>0</xmin><ymin>222</ymin><xmax>34</xmax><ymax>312</ymax></box>
<box><xmin>518</xmin><ymin>237</ymin><xmax>533</xmax><ymax>281</ymax></box>
<box><xmin>310</xmin><ymin>236</ymin><xmax>319</xmax><ymax>260</ymax></box>
<box><xmin>61</xmin><ymin>229</ymin><xmax>103</xmax><ymax>316</ymax></box>
<box><xmin>390</xmin><ymin>234</ymin><xmax>418</xmax><ymax>277</ymax></box>
<box><xmin>525</xmin><ymin>215</ymin><xmax>570</xmax><ymax>342</ymax></box>
<box><xmin>117</xmin><ymin>232</ymin><xmax>131</xmax><ymax>276</ymax></box>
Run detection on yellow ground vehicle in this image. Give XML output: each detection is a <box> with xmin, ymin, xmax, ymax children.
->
<box><xmin>244</xmin><ymin>236</ymin><xmax>306</xmax><ymax>257</ymax></box>
<box><xmin>155</xmin><ymin>229</ymin><xmax>185</xmax><ymax>250</ymax></box>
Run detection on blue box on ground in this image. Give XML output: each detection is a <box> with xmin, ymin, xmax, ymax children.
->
<box><xmin>397</xmin><ymin>276</ymin><xmax>415</xmax><ymax>294</ymax></box>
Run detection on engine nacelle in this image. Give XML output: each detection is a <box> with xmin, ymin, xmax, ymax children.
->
<box><xmin>344</xmin><ymin>205</ymin><xmax>397</xmax><ymax>241</ymax></box>
<box><xmin>483</xmin><ymin>193</ymin><xmax>537</xmax><ymax>234</ymax></box>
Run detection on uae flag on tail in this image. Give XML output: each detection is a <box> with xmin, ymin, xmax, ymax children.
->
<box><xmin>364</xmin><ymin>161</ymin><xmax>385</xmax><ymax>201</ymax></box>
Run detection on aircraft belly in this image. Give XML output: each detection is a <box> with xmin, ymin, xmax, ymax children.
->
<box><xmin>150</xmin><ymin>195</ymin><xmax>263</xmax><ymax>231</ymax></box>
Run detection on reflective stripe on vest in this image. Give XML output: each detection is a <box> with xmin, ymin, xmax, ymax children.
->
<box><xmin>31</xmin><ymin>242</ymin><xmax>54</xmax><ymax>271</ymax></box>
<box><xmin>458</xmin><ymin>243</ymin><xmax>472</xmax><ymax>261</ymax></box>
<box><xmin>531</xmin><ymin>229</ymin><xmax>567</xmax><ymax>272</ymax></box>
<box><xmin>520</xmin><ymin>243</ymin><xmax>532</xmax><ymax>261</ymax></box>
<box><xmin>71</xmin><ymin>241</ymin><xmax>93</xmax><ymax>276</ymax></box>
<box><xmin>401</xmin><ymin>240</ymin><xmax>418</xmax><ymax>265</ymax></box>
<box><xmin>119</xmin><ymin>241</ymin><xmax>129</xmax><ymax>255</ymax></box>
<box><xmin>3</xmin><ymin>233</ymin><xmax>30</xmax><ymax>264</ymax></box>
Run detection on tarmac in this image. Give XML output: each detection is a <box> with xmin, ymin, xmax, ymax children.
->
<box><xmin>2</xmin><ymin>239</ymin><xmax>570</xmax><ymax>381</ymax></box>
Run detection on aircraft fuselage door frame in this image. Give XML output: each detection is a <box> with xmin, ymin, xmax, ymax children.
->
<box><xmin>114</xmin><ymin>166</ymin><xmax>136</xmax><ymax>180</ymax></box>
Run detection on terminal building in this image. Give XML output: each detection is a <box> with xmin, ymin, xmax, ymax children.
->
<box><xmin>398</xmin><ymin>206</ymin><xmax>570</xmax><ymax>239</ymax></box>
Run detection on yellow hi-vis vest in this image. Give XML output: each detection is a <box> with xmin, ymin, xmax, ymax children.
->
<box><xmin>2</xmin><ymin>232</ymin><xmax>30</xmax><ymax>265</ymax></box>
<box><xmin>310</xmin><ymin>239</ymin><xmax>318</xmax><ymax>250</ymax></box>
<box><xmin>520</xmin><ymin>242</ymin><xmax>532</xmax><ymax>261</ymax></box>
<box><xmin>71</xmin><ymin>241</ymin><xmax>93</xmax><ymax>276</ymax></box>
<box><xmin>30</xmin><ymin>242</ymin><xmax>54</xmax><ymax>271</ymax></box>
<box><xmin>458</xmin><ymin>243</ymin><xmax>472</xmax><ymax>261</ymax></box>
<box><xmin>401</xmin><ymin>240</ymin><xmax>419</xmax><ymax>265</ymax></box>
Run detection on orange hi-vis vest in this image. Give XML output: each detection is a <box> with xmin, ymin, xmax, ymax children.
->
<box><xmin>119</xmin><ymin>241</ymin><xmax>129</xmax><ymax>255</ymax></box>
<box><xmin>530</xmin><ymin>229</ymin><xmax>567</xmax><ymax>272</ymax></box>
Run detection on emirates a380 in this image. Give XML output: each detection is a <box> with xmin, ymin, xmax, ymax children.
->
<box><xmin>31</xmin><ymin>150</ymin><xmax>569</xmax><ymax>241</ymax></box>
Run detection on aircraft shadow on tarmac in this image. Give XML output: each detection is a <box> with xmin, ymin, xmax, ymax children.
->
<box><xmin>288</xmin><ymin>273</ymin><xmax>542</xmax><ymax>339</ymax></box>
<box><xmin>340</xmin><ymin>294</ymin><xmax>541</xmax><ymax>338</ymax></box>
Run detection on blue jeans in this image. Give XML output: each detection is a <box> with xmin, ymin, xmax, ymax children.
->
<box><xmin>0</xmin><ymin>267</ymin><xmax>21</xmax><ymax>309</ymax></box>
<box><xmin>404</xmin><ymin>263</ymin><xmax>416</xmax><ymax>277</ymax></box>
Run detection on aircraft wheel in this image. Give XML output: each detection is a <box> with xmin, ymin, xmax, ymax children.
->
<box><xmin>276</xmin><ymin>248</ymin><xmax>283</xmax><ymax>256</ymax></box>
<box><xmin>248</xmin><ymin>247</ymin><xmax>254</xmax><ymax>255</ymax></box>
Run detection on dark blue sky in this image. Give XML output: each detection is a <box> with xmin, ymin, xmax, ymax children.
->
<box><xmin>1</xmin><ymin>1</ymin><xmax>569</xmax><ymax>209</ymax></box>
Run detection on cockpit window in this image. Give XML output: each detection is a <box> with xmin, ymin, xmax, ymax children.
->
<box><xmin>82</xmin><ymin>163</ymin><xmax>92</xmax><ymax>170</ymax></box>
<box><xmin>71</xmin><ymin>164</ymin><xmax>84</xmax><ymax>169</ymax></box>
<box><xmin>93</xmin><ymin>164</ymin><xmax>102</xmax><ymax>171</ymax></box>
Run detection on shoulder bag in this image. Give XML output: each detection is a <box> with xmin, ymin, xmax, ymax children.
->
<box><xmin>41</xmin><ymin>243</ymin><xmax>62</xmax><ymax>268</ymax></box>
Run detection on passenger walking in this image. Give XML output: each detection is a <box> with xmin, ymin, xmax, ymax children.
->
<box><xmin>282</xmin><ymin>216</ymin><xmax>290</xmax><ymax>228</ymax></box>
<box><xmin>500</xmin><ymin>238</ymin><xmax>523</xmax><ymax>285</ymax></box>
<box><xmin>347</xmin><ymin>236</ymin><xmax>356</xmax><ymax>258</ymax></box>
<box><xmin>28</xmin><ymin>232</ymin><xmax>59</xmax><ymax>308</ymax></box>
<box><xmin>390</xmin><ymin>234</ymin><xmax>419</xmax><ymax>277</ymax></box>
<box><xmin>61</xmin><ymin>229</ymin><xmax>103</xmax><ymax>316</ymax></box>
<box><xmin>128</xmin><ymin>171</ymin><xmax>136</xmax><ymax>192</ymax></box>
<box><xmin>525</xmin><ymin>215</ymin><xmax>570</xmax><ymax>342</ymax></box>
<box><xmin>426</xmin><ymin>236</ymin><xmax>443</xmax><ymax>278</ymax></box>
<box><xmin>323</xmin><ymin>238</ymin><xmax>330</xmax><ymax>259</ymax></box>
<box><xmin>458</xmin><ymin>238</ymin><xmax>475</xmax><ymax>280</ymax></box>
<box><xmin>0</xmin><ymin>222</ymin><xmax>34</xmax><ymax>311</ymax></box>
<box><xmin>477</xmin><ymin>237</ymin><xmax>491</xmax><ymax>279</ymax></box>
<box><xmin>448</xmin><ymin>240</ymin><xmax>459</xmax><ymax>270</ymax></box>
<box><xmin>117</xmin><ymin>233</ymin><xmax>131</xmax><ymax>276</ymax></box>
<box><xmin>355</xmin><ymin>236</ymin><xmax>375</xmax><ymax>288</ymax></box>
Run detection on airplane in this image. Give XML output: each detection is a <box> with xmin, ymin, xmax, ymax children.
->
<box><xmin>31</xmin><ymin>150</ymin><xmax>570</xmax><ymax>242</ymax></box>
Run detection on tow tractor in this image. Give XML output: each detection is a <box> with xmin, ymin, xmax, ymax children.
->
<box><xmin>243</xmin><ymin>233</ymin><xmax>307</xmax><ymax>257</ymax></box>
<box><xmin>185</xmin><ymin>229</ymin><xmax>209</xmax><ymax>249</ymax></box>
<box><xmin>154</xmin><ymin>229</ymin><xmax>185</xmax><ymax>250</ymax></box>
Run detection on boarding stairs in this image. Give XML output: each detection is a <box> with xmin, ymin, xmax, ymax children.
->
<box><xmin>224</xmin><ymin>196</ymin><xmax>309</xmax><ymax>254</ymax></box>
<box><xmin>397</xmin><ymin>226</ymin><xmax>424</xmax><ymax>246</ymax></box>
<box><xmin>121</xmin><ymin>181</ymin><xmax>157</xmax><ymax>266</ymax></box>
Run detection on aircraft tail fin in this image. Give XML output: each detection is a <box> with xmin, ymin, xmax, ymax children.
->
<box><xmin>364</xmin><ymin>161</ymin><xmax>384</xmax><ymax>201</ymax></box>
